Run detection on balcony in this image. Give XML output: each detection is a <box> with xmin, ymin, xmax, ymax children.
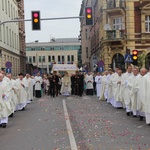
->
<box><xmin>104</xmin><ymin>0</ymin><xmax>125</xmax><ymax>16</ymax></box>
<box><xmin>103</xmin><ymin>30</ymin><xmax>125</xmax><ymax>42</ymax></box>
<box><xmin>107</xmin><ymin>0</ymin><xmax>125</xmax><ymax>9</ymax></box>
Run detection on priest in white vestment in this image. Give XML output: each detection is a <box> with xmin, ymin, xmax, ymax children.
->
<box><xmin>110</xmin><ymin>69</ymin><xmax>119</xmax><ymax>106</ymax></box>
<box><xmin>127</xmin><ymin>67</ymin><xmax>139</xmax><ymax>117</ymax></box>
<box><xmin>24</xmin><ymin>73</ymin><xmax>34</xmax><ymax>104</ymax></box>
<box><xmin>104</xmin><ymin>68</ymin><xmax>113</xmax><ymax>103</ymax></box>
<box><xmin>121</xmin><ymin>66</ymin><xmax>133</xmax><ymax>116</ymax></box>
<box><xmin>34</xmin><ymin>73</ymin><xmax>43</xmax><ymax>98</ymax></box>
<box><xmin>6</xmin><ymin>73</ymin><xmax>19</xmax><ymax>116</ymax></box>
<box><xmin>134</xmin><ymin>68</ymin><xmax>147</xmax><ymax>121</ymax></box>
<box><xmin>0</xmin><ymin>73</ymin><xmax>11</xmax><ymax>128</ymax></box>
<box><xmin>95</xmin><ymin>73</ymin><xmax>102</xmax><ymax>98</ymax></box>
<box><xmin>16</xmin><ymin>73</ymin><xmax>28</xmax><ymax>111</ymax></box>
<box><xmin>139</xmin><ymin>70</ymin><xmax>150</xmax><ymax>125</ymax></box>
<box><xmin>85</xmin><ymin>72</ymin><xmax>93</xmax><ymax>95</ymax></box>
<box><xmin>107</xmin><ymin>74</ymin><xmax>114</xmax><ymax>104</ymax></box>
<box><xmin>60</xmin><ymin>72</ymin><xmax>71</xmax><ymax>96</ymax></box>
<box><xmin>99</xmin><ymin>71</ymin><xmax>108</xmax><ymax>101</ymax></box>
<box><xmin>112</xmin><ymin>69</ymin><xmax>123</xmax><ymax>108</ymax></box>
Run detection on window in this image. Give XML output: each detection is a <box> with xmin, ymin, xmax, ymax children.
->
<box><xmin>8</xmin><ymin>1</ymin><xmax>10</xmax><ymax>17</ymax></box>
<box><xmin>11</xmin><ymin>5</ymin><xmax>12</xmax><ymax>19</ymax></box>
<box><xmin>31</xmin><ymin>48</ymin><xmax>35</xmax><ymax>51</ymax></box>
<box><xmin>67</xmin><ymin>55</ymin><xmax>70</xmax><ymax>62</ymax></box>
<box><xmin>39</xmin><ymin>56</ymin><xmax>41</xmax><ymax>62</ymax></box>
<box><xmin>48</xmin><ymin>56</ymin><xmax>51</xmax><ymax>62</ymax></box>
<box><xmin>71</xmin><ymin>55</ymin><xmax>74</xmax><ymax>62</ymax></box>
<box><xmin>113</xmin><ymin>17</ymin><xmax>122</xmax><ymax>30</ymax></box>
<box><xmin>33</xmin><ymin>56</ymin><xmax>36</xmax><ymax>63</ymax></box>
<box><xmin>58</xmin><ymin>56</ymin><xmax>61</xmax><ymax>62</ymax></box>
<box><xmin>3</xmin><ymin>25</ymin><xmax>5</xmax><ymax>43</ymax></box>
<box><xmin>52</xmin><ymin>56</ymin><xmax>55</xmax><ymax>61</ymax></box>
<box><xmin>86</xmin><ymin>47</ymin><xmax>88</xmax><ymax>58</ymax></box>
<box><xmin>29</xmin><ymin>56</ymin><xmax>32</xmax><ymax>63</ymax></box>
<box><xmin>12</xmin><ymin>31</ymin><xmax>14</xmax><ymax>48</ymax></box>
<box><xmin>2</xmin><ymin>0</ymin><xmax>4</xmax><ymax>10</ymax></box>
<box><xmin>5</xmin><ymin>0</ymin><xmax>7</xmax><ymax>14</ymax></box>
<box><xmin>6</xmin><ymin>27</ymin><xmax>8</xmax><ymax>45</ymax></box>
<box><xmin>42</xmin><ymin>56</ymin><xmax>45</xmax><ymax>62</ymax></box>
<box><xmin>9</xmin><ymin>29</ymin><xmax>11</xmax><ymax>46</ymax></box>
<box><xmin>145</xmin><ymin>15</ymin><xmax>150</xmax><ymax>33</ymax></box>
<box><xmin>62</xmin><ymin>56</ymin><xmax>65</xmax><ymax>62</ymax></box>
<box><xmin>85</xmin><ymin>29</ymin><xmax>88</xmax><ymax>39</ymax></box>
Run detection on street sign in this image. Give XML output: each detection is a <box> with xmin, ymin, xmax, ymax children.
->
<box><xmin>5</xmin><ymin>61</ymin><xmax>12</xmax><ymax>68</ymax></box>
<box><xmin>6</xmin><ymin>68</ymin><xmax>12</xmax><ymax>73</ymax></box>
<box><xmin>124</xmin><ymin>54</ymin><xmax>133</xmax><ymax>62</ymax></box>
<box><xmin>97</xmin><ymin>60</ymin><xmax>104</xmax><ymax>67</ymax></box>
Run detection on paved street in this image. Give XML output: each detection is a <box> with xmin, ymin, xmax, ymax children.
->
<box><xmin>0</xmin><ymin>94</ymin><xmax>150</xmax><ymax>150</ymax></box>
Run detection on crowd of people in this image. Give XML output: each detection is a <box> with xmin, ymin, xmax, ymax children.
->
<box><xmin>0</xmin><ymin>71</ymin><xmax>35</xmax><ymax>128</ymax></box>
<box><xmin>93</xmin><ymin>66</ymin><xmax>150</xmax><ymax>126</ymax></box>
<box><xmin>0</xmin><ymin>65</ymin><xmax>150</xmax><ymax>128</ymax></box>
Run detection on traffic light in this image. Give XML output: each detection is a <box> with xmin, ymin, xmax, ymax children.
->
<box><xmin>31</xmin><ymin>11</ymin><xmax>41</xmax><ymax>30</ymax></box>
<box><xmin>85</xmin><ymin>7</ymin><xmax>93</xmax><ymax>26</ymax></box>
<box><xmin>132</xmin><ymin>50</ymin><xmax>138</xmax><ymax>65</ymax></box>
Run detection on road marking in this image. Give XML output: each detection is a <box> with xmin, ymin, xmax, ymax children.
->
<box><xmin>63</xmin><ymin>99</ymin><xmax>78</xmax><ymax>150</ymax></box>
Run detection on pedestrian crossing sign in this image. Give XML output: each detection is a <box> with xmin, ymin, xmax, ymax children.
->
<box><xmin>124</xmin><ymin>54</ymin><xmax>133</xmax><ymax>62</ymax></box>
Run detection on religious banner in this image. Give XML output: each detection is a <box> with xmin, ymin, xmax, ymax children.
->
<box><xmin>52</xmin><ymin>64</ymin><xmax>78</xmax><ymax>71</ymax></box>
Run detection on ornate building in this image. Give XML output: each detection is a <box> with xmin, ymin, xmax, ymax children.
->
<box><xmin>80</xmin><ymin>0</ymin><xmax>150</xmax><ymax>71</ymax></box>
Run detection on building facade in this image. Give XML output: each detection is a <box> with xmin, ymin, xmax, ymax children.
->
<box><xmin>80</xmin><ymin>0</ymin><xmax>150</xmax><ymax>71</ymax></box>
<box><xmin>17</xmin><ymin>0</ymin><xmax>26</xmax><ymax>74</ymax></box>
<box><xmin>26</xmin><ymin>38</ymin><xmax>81</xmax><ymax>74</ymax></box>
<box><xmin>0</xmin><ymin>0</ymin><xmax>26</xmax><ymax>76</ymax></box>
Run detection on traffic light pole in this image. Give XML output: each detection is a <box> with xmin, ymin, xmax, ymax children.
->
<box><xmin>0</xmin><ymin>16</ymin><xmax>84</xmax><ymax>26</ymax></box>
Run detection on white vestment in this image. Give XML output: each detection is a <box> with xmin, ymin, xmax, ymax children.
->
<box><xmin>106</xmin><ymin>74</ymin><xmax>114</xmax><ymax>104</ymax></box>
<box><xmin>104</xmin><ymin>74</ymin><xmax>111</xmax><ymax>100</ymax></box>
<box><xmin>0</xmin><ymin>80</ymin><xmax>11</xmax><ymax>120</ymax></box>
<box><xmin>85</xmin><ymin>75</ymin><xmax>93</xmax><ymax>89</ymax></box>
<box><xmin>135</xmin><ymin>74</ymin><xmax>145</xmax><ymax>116</ymax></box>
<box><xmin>121</xmin><ymin>72</ymin><xmax>132</xmax><ymax>112</ymax></box>
<box><xmin>99</xmin><ymin>75</ymin><xmax>106</xmax><ymax>101</ymax></box>
<box><xmin>60</xmin><ymin>75</ymin><xmax>71</xmax><ymax>96</ymax></box>
<box><xmin>34</xmin><ymin>76</ymin><xmax>43</xmax><ymax>90</ymax></box>
<box><xmin>24</xmin><ymin>77</ymin><xmax>34</xmax><ymax>102</ymax></box>
<box><xmin>139</xmin><ymin>73</ymin><xmax>150</xmax><ymax>124</ymax></box>
<box><xmin>112</xmin><ymin>74</ymin><xmax>123</xmax><ymax>108</ymax></box>
<box><xmin>15</xmin><ymin>78</ymin><xmax>28</xmax><ymax>110</ymax></box>
<box><xmin>128</xmin><ymin>75</ymin><xmax>138</xmax><ymax>115</ymax></box>
<box><xmin>95</xmin><ymin>75</ymin><xmax>102</xmax><ymax>97</ymax></box>
<box><xmin>8</xmin><ymin>79</ymin><xmax>19</xmax><ymax>112</ymax></box>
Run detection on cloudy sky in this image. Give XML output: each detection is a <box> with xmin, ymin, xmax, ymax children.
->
<box><xmin>24</xmin><ymin>0</ymin><xmax>82</xmax><ymax>42</ymax></box>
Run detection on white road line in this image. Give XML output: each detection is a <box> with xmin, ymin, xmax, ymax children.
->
<box><xmin>63</xmin><ymin>99</ymin><xmax>78</xmax><ymax>150</ymax></box>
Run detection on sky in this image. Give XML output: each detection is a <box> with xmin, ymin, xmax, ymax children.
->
<box><xmin>24</xmin><ymin>0</ymin><xmax>82</xmax><ymax>42</ymax></box>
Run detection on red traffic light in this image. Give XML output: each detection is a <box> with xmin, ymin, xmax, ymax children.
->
<box><xmin>132</xmin><ymin>50</ymin><xmax>138</xmax><ymax>60</ymax></box>
<box><xmin>86</xmin><ymin>8</ymin><xmax>91</xmax><ymax>13</ymax></box>
<box><xmin>132</xmin><ymin>50</ymin><xmax>138</xmax><ymax>55</ymax></box>
<box><xmin>33</xmin><ymin>13</ymin><xmax>38</xmax><ymax>18</ymax></box>
<box><xmin>85</xmin><ymin>7</ymin><xmax>93</xmax><ymax>26</ymax></box>
<box><xmin>31</xmin><ymin>11</ymin><xmax>41</xmax><ymax>30</ymax></box>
